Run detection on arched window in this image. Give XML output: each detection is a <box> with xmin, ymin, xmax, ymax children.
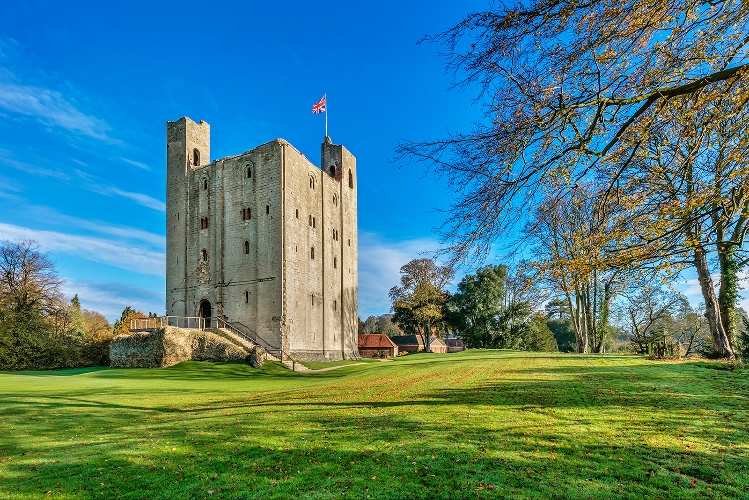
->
<box><xmin>203</xmin><ymin>178</ymin><xmax>208</xmax><ymax>190</ymax></box>
<box><xmin>348</xmin><ymin>169</ymin><xmax>353</xmax><ymax>188</ymax></box>
<box><xmin>309</xmin><ymin>176</ymin><xmax>315</xmax><ymax>189</ymax></box>
<box><xmin>201</xmin><ymin>249</ymin><xmax>208</xmax><ymax>262</ymax></box>
<box><xmin>333</xmin><ymin>194</ymin><xmax>338</xmax><ymax>206</ymax></box>
<box><xmin>311</xmin><ymin>247</ymin><xmax>315</xmax><ymax>259</ymax></box>
<box><xmin>244</xmin><ymin>240</ymin><xmax>250</xmax><ymax>254</ymax></box>
<box><xmin>266</xmin><ymin>205</ymin><xmax>269</xmax><ymax>214</ymax></box>
<box><xmin>247</xmin><ymin>166</ymin><xmax>252</xmax><ymax>178</ymax></box>
<box><xmin>193</xmin><ymin>149</ymin><xmax>200</xmax><ymax>166</ymax></box>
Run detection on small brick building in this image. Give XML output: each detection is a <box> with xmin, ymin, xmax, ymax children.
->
<box><xmin>445</xmin><ymin>338</ymin><xmax>466</xmax><ymax>352</ymax></box>
<box><xmin>358</xmin><ymin>334</ymin><xmax>398</xmax><ymax>358</ymax></box>
<box><xmin>429</xmin><ymin>337</ymin><xmax>448</xmax><ymax>353</ymax></box>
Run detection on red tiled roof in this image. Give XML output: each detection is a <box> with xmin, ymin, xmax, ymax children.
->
<box><xmin>358</xmin><ymin>334</ymin><xmax>398</xmax><ymax>349</ymax></box>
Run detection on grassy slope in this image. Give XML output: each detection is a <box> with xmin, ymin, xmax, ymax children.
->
<box><xmin>0</xmin><ymin>351</ymin><xmax>747</xmax><ymax>499</ymax></box>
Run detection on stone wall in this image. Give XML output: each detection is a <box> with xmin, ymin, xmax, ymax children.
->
<box><xmin>109</xmin><ymin>327</ymin><xmax>265</xmax><ymax>368</ymax></box>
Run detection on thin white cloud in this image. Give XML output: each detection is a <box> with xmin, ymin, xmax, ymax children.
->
<box><xmin>0</xmin><ymin>81</ymin><xmax>115</xmax><ymax>142</ymax></box>
<box><xmin>2</xmin><ymin>156</ymin><xmax>69</xmax><ymax>179</ymax></box>
<box><xmin>74</xmin><ymin>169</ymin><xmax>166</xmax><ymax>212</ymax></box>
<box><xmin>358</xmin><ymin>232</ymin><xmax>441</xmax><ymax>317</ymax></box>
<box><xmin>0</xmin><ymin>222</ymin><xmax>165</xmax><ymax>276</ymax></box>
<box><xmin>22</xmin><ymin>205</ymin><xmax>165</xmax><ymax>248</ymax></box>
<box><xmin>0</xmin><ymin>38</ymin><xmax>19</xmax><ymax>60</ymax></box>
<box><xmin>108</xmin><ymin>187</ymin><xmax>166</xmax><ymax>212</ymax></box>
<box><xmin>121</xmin><ymin>158</ymin><xmax>151</xmax><ymax>171</ymax></box>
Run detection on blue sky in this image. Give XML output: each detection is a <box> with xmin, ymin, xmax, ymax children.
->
<box><xmin>1</xmin><ymin>1</ymin><xmax>742</xmax><ymax>322</ymax></box>
<box><xmin>0</xmin><ymin>0</ymin><xmax>485</xmax><ymax>321</ymax></box>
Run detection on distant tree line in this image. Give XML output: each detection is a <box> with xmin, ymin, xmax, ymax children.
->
<box><xmin>358</xmin><ymin>314</ymin><xmax>401</xmax><ymax>337</ymax></box>
<box><xmin>383</xmin><ymin>257</ymin><xmax>749</xmax><ymax>360</ymax></box>
<box><xmin>381</xmin><ymin>259</ymin><xmax>556</xmax><ymax>353</ymax></box>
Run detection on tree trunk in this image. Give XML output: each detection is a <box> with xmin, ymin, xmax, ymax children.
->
<box><xmin>598</xmin><ymin>281</ymin><xmax>611</xmax><ymax>354</ymax></box>
<box><xmin>570</xmin><ymin>292</ymin><xmax>585</xmax><ymax>353</ymax></box>
<box><xmin>717</xmin><ymin>243</ymin><xmax>739</xmax><ymax>349</ymax></box>
<box><xmin>694</xmin><ymin>245</ymin><xmax>735</xmax><ymax>358</ymax></box>
<box><xmin>423</xmin><ymin>321</ymin><xmax>431</xmax><ymax>353</ymax></box>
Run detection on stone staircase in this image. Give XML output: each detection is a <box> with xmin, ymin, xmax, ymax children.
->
<box><xmin>208</xmin><ymin>327</ymin><xmax>306</xmax><ymax>372</ymax></box>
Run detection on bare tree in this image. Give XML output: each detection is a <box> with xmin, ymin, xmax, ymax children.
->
<box><xmin>0</xmin><ymin>240</ymin><xmax>63</xmax><ymax>313</ymax></box>
<box><xmin>615</xmin><ymin>287</ymin><xmax>682</xmax><ymax>357</ymax></box>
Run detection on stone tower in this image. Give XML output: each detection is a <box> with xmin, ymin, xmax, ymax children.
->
<box><xmin>165</xmin><ymin>117</ymin><xmax>358</xmax><ymax>361</ymax></box>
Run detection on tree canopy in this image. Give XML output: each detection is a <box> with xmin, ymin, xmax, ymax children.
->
<box><xmin>397</xmin><ymin>0</ymin><xmax>749</xmax><ymax>358</ymax></box>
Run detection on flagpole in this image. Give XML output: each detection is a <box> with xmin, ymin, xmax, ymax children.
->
<box><xmin>325</xmin><ymin>94</ymin><xmax>328</xmax><ymax>138</ymax></box>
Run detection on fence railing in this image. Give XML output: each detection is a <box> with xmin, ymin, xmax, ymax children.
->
<box><xmin>130</xmin><ymin>316</ymin><xmax>213</xmax><ymax>331</ymax></box>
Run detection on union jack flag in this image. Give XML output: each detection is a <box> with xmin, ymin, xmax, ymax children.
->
<box><xmin>312</xmin><ymin>94</ymin><xmax>326</xmax><ymax>114</ymax></box>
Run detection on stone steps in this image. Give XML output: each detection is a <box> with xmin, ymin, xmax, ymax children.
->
<box><xmin>208</xmin><ymin>328</ymin><xmax>309</xmax><ymax>371</ymax></box>
<box><xmin>207</xmin><ymin>328</ymin><xmax>256</xmax><ymax>353</ymax></box>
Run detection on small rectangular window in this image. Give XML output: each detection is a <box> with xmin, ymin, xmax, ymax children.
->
<box><xmin>200</xmin><ymin>217</ymin><xmax>208</xmax><ymax>230</ymax></box>
<box><xmin>242</xmin><ymin>208</ymin><xmax>251</xmax><ymax>221</ymax></box>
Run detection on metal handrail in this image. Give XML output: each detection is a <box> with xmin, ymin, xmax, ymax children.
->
<box><xmin>230</xmin><ymin>321</ymin><xmax>278</xmax><ymax>351</ymax></box>
<box><xmin>130</xmin><ymin>316</ymin><xmax>208</xmax><ymax>331</ymax></box>
<box><xmin>225</xmin><ymin>320</ymin><xmax>294</xmax><ymax>367</ymax></box>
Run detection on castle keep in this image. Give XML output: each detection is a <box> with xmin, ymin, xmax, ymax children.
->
<box><xmin>166</xmin><ymin>117</ymin><xmax>359</xmax><ymax>361</ymax></box>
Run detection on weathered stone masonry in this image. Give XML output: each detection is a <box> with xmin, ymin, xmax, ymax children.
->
<box><xmin>166</xmin><ymin>117</ymin><xmax>358</xmax><ymax>361</ymax></box>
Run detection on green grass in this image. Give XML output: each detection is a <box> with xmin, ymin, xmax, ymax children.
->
<box><xmin>0</xmin><ymin>351</ymin><xmax>748</xmax><ymax>499</ymax></box>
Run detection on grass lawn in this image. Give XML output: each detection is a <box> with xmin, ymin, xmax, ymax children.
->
<box><xmin>0</xmin><ymin>351</ymin><xmax>748</xmax><ymax>499</ymax></box>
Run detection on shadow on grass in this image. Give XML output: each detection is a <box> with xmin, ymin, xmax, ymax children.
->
<box><xmin>0</xmin><ymin>365</ymin><xmax>111</xmax><ymax>377</ymax></box>
<box><xmin>1</xmin><ymin>390</ymin><xmax>746</xmax><ymax>500</ymax></box>
<box><xmin>2</xmin><ymin>358</ymin><xmax>746</xmax><ymax>424</ymax></box>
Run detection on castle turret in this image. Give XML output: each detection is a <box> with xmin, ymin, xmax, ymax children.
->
<box><xmin>166</xmin><ymin>118</ymin><xmax>210</xmax><ymax>316</ymax></box>
<box><xmin>321</xmin><ymin>136</ymin><xmax>358</xmax><ymax>358</ymax></box>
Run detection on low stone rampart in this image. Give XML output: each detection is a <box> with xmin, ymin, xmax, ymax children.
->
<box><xmin>109</xmin><ymin>327</ymin><xmax>266</xmax><ymax>368</ymax></box>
